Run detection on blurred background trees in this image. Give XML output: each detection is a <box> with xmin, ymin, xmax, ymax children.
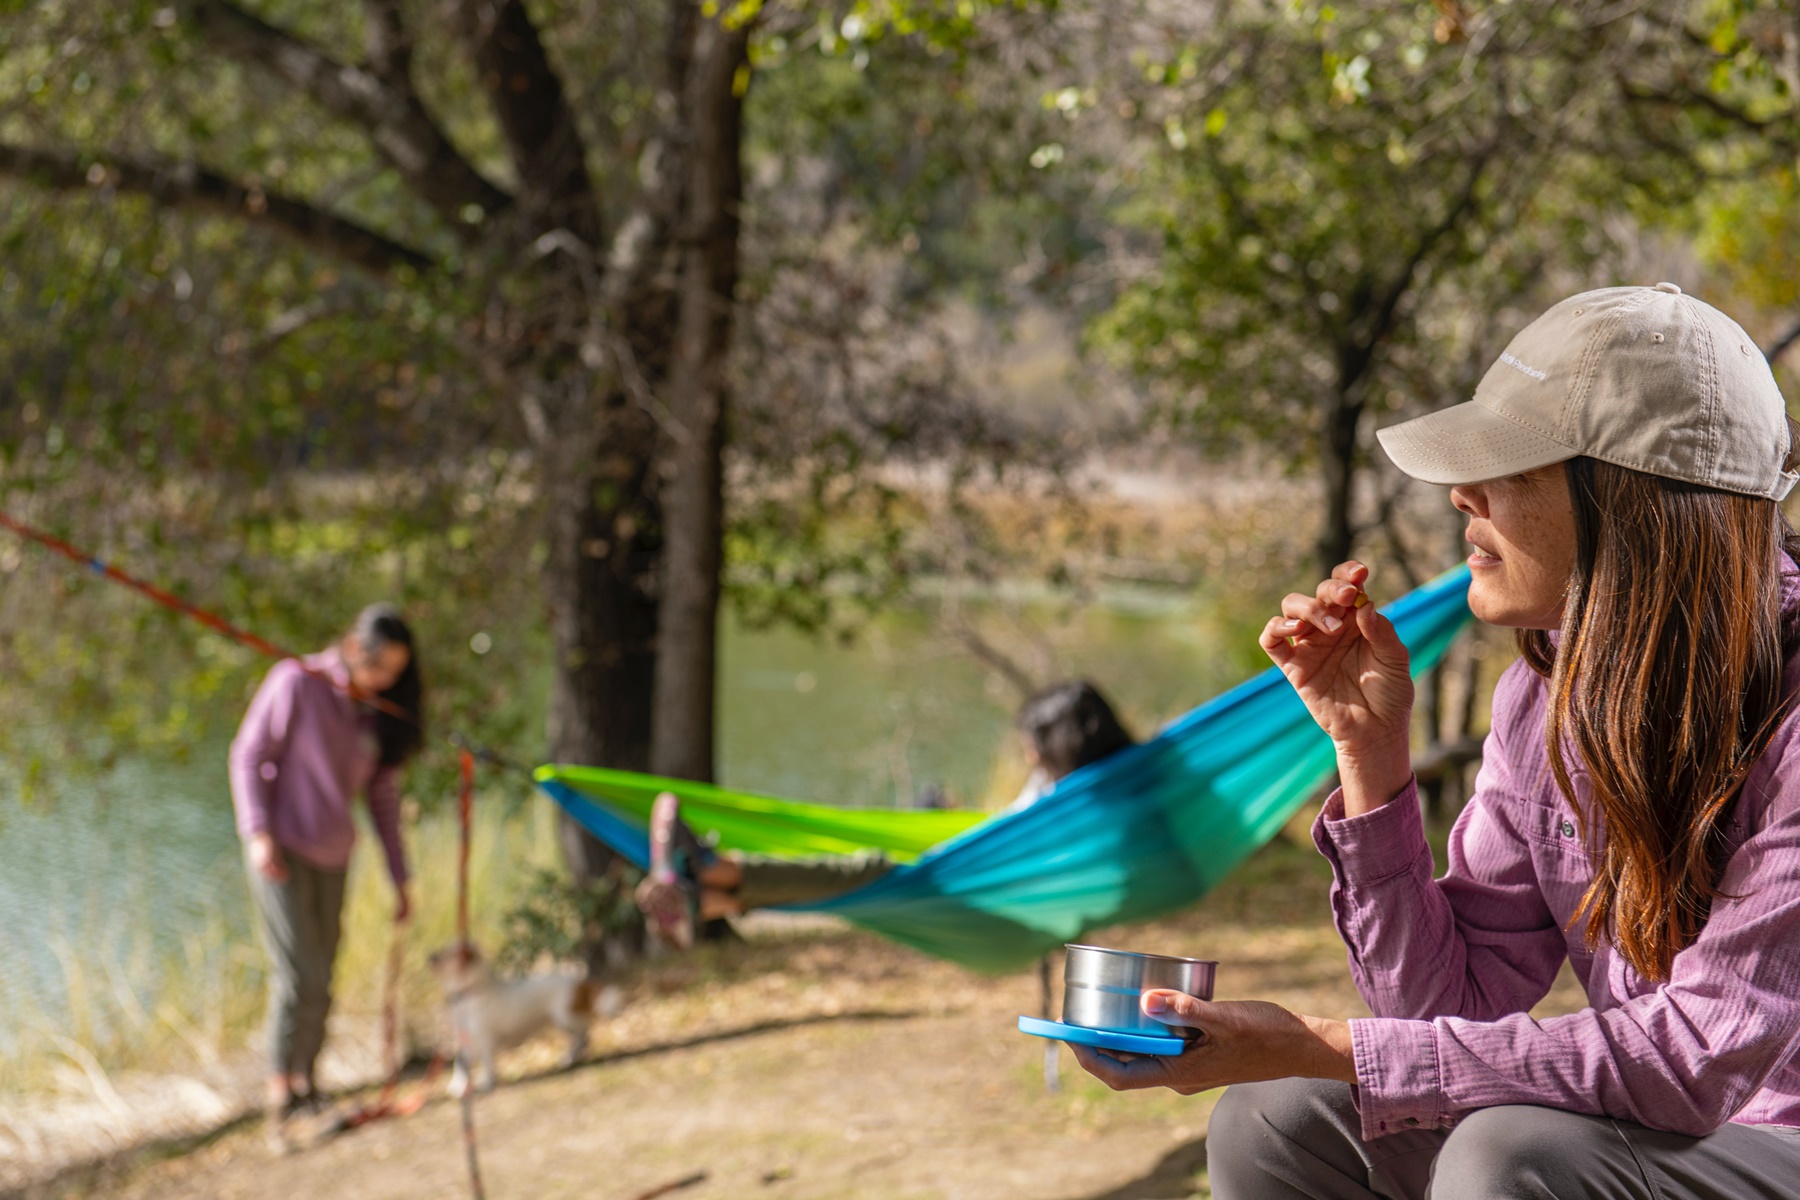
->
<box><xmin>1</xmin><ymin>0</ymin><xmax>1795</xmax><ymax>813</ymax></box>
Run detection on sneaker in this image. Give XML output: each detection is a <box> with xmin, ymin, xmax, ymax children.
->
<box><xmin>265</xmin><ymin>1095</ymin><xmax>302</xmax><ymax>1155</ymax></box>
<box><xmin>297</xmin><ymin>1089</ymin><xmax>348</xmax><ymax>1132</ymax></box>
<box><xmin>638</xmin><ymin>792</ymin><xmax>697</xmax><ymax>949</ymax></box>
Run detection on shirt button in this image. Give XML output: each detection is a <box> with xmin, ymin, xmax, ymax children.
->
<box><xmin>1561</xmin><ymin>820</ymin><xmax>1576</xmax><ymax>838</ymax></box>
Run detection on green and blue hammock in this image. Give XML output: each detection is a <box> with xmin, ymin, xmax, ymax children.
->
<box><xmin>536</xmin><ymin>566</ymin><xmax>1473</xmax><ymax>973</ymax></box>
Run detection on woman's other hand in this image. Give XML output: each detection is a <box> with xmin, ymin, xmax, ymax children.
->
<box><xmin>1069</xmin><ymin>991</ymin><xmax>1355</xmax><ymax>1096</ymax></box>
<box><xmin>1261</xmin><ymin>561</ymin><xmax>1415</xmax><ymax>815</ymax></box>
<box><xmin>249</xmin><ymin>832</ymin><xmax>289</xmax><ymax>884</ymax></box>
<box><xmin>393</xmin><ymin>885</ymin><xmax>412</xmax><ymax>925</ymax></box>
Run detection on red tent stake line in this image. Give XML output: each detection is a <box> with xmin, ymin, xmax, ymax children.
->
<box><xmin>0</xmin><ymin>509</ymin><xmax>413</xmax><ymax>721</ymax></box>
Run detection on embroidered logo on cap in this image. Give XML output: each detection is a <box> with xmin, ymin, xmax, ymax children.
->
<box><xmin>1499</xmin><ymin>352</ymin><xmax>1548</xmax><ymax>381</ymax></box>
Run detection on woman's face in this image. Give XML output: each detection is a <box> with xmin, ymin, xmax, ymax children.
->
<box><xmin>1450</xmin><ymin>465</ymin><xmax>1578</xmax><ymax>630</ymax></box>
<box><xmin>346</xmin><ymin>636</ymin><xmax>411</xmax><ymax>693</ymax></box>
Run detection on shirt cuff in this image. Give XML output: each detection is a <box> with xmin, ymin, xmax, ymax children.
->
<box><xmin>234</xmin><ymin>795</ymin><xmax>272</xmax><ymax>841</ymax></box>
<box><xmin>1350</xmin><ymin>1017</ymin><xmax>1447</xmax><ymax>1141</ymax></box>
<box><xmin>1311</xmin><ymin>777</ymin><xmax>1429</xmax><ymax>883</ymax></box>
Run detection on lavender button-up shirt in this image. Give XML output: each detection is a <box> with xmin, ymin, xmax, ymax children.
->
<box><xmin>1314</xmin><ymin>645</ymin><xmax>1800</xmax><ymax>1141</ymax></box>
<box><xmin>229</xmin><ymin>649</ymin><xmax>408</xmax><ymax>886</ymax></box>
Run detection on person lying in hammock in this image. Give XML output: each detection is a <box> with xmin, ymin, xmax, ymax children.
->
<box><xmin>634</xmin><ymin>679</ymin><xmax>1135</xmax><ymax>947</ymax></box>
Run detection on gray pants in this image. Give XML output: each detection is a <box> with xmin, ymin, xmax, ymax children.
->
<box><xmin>1207</xmin><ymin>1078</ymin><xmax>1800</xmax><ymax>1199</ymax></box>
<box><xmin>247</xmin><ymin>852</ymin><xmax>347</xmax><ymax>1083</ymax></box>
<box><xmin>733</xmin><ymin>851</ymin><xmax>894</xmax><ymax>910</ymax></box>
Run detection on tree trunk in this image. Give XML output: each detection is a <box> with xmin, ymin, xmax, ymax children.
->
<box><xmin>1316</xmin><ymin>385</ymin><xmax>1364</xmax><ymax>577</ymax></box>
<box><xmin>542</xmin><ymin>400</ymin><xmax>661</xmax><ymax>901</ymax></box>
<box><xmin>1419</xmin><ymin>662</ymin><xmax>1445</xmax><ymax>820</ymax></box>
<box><xmin>650</xmin><ymin>8</ymin><xmax>749</xmax><ymax>784</ymax></box>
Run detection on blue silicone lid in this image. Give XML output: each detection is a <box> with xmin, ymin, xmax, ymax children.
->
<box><xmin>1017</xmin><ymin>1014</ymin><xmax>1189</xmax><ymax>1056</ymax></box>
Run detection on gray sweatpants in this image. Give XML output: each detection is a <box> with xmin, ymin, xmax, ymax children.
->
<box><xmin>733</xmin><ymin>851</ymin><xmax>895</xmax><ymax>910</ymax></box>
<box><xmin>1208</xmin><ymin>1078</ymin><xmax>1800</xmax><ymax>1199</ymax></box>
<box><xmin>246</xmin><ymin>852</ymin><xmax>347</xmax><ymax>1083</ymax></box>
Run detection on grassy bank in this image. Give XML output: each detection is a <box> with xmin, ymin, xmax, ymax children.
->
<box><xmin>0</xmin><ymin>791</ymin><xmax>566</xmax><ymax>1098</ymax></box>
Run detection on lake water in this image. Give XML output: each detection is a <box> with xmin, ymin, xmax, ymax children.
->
<box><xmin>0</xmin><ymin>592</ymin><xmax>1259</xmax><ymax>1020</ymax></box>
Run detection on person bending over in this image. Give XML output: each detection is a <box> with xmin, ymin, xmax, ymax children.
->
<box><xmin>636</xmin><ymin>680</ymin><xmax>1134</xmax><ymax>942</ymax></box>
<box><xmin>229</xmin><ymin>604</ymin><xmax>423</xmax><ymax>1151</ymax></box>
<box><xmin>1072</xmin><ymin>283</ymin><xmax>1800</xmax><ymax>1198</ymax></box>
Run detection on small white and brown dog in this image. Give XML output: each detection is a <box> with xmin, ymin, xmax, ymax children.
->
<box><xmin>426</xmin><ymin>941</ymin><xmax>622</xmax><ymax>1096</ymax></box>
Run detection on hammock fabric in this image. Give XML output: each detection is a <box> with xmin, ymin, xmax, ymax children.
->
<box><xmin>536</xmin><ymin>565</ymin><xmax>1473</xmax><ymax>973</ymax></box>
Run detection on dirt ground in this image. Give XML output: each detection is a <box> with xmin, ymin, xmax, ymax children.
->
<box><xmin>19</xmin><ymin>824</ymin><xmax>1584</xmax><ymax>1200</ymax></box>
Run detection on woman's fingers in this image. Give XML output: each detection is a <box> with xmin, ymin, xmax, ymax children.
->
<box><xmin>1069</xmin><ymin>1043</ymin><xmax>1179</xmax><ymax>1092</ymax></box>
<box><xmin>1141</xmin><ymin>990</ymin><xmax>1212</xmax><ymax>1032</ymax></box>
<box><xmin>1259</xmin><ymin>615</ymin><xmax>1305</xmax><ymax>652</ymax></box>
<box><xmin>1263</xmin><ymin>564</ymin><xmax>1374</xmax><ymax>661</ymax></box>
<box><xmin>1354</xmin><ymin>599</ymin><xmax>1410</xmax><ymax>665</ymax></box>
<box><xmin>1280</xmin><ymin>592</ymin><xmax>1347</xmax><ymax>636</ymax></box>
<box><xmin>1314</xmin><ymin>575</ymin><xmax>1366</xmax><ymax>610</ymax></box>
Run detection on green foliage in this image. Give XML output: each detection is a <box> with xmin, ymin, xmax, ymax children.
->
<box><xmin>1095</xmin><ymin>2</ymin><xmax>1635</xmax><ymax>448</ymax></box>
<box><xmin>748</xmin><ymin>1</ymin><xmax>1087</xmax><ymax>302</ymax></box>
<box><xmin>1078</xmin><ymin>0</ymin><xmax>1799</xmax><ymax>570</ymax></box>
<box><xmin>0</xmin><ymin>0</ymin><xmax>1080</xmax><ymax>777</ymax></box>
<box><xmin>494</xmin><ymin>865</ymin><xmax>643</xmax><ymax>974</ymax></box>
<box><xmin>0</xmin><ymin>470</ymin><xmax>550</xmax><ymax>812</ymax></box>
<box><xmin>1697</xmin><ymin>166</ymin><xmax>1800</xmax><ymax>312</ymax></box>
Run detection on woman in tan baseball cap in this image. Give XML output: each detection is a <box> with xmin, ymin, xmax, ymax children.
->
<box><xmin>1072</xmin><ymin>284</ymin><xmax>1800</xmax><ymax>1198</ymax></box>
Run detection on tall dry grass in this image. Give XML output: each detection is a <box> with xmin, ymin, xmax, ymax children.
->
<box><xmin>0</xmin><ymin>790</ymin><xmax>564</xmax><ymax>1098</ymax></box>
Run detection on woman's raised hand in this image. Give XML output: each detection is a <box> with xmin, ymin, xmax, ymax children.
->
<box><xmin>1260</xmin><ymin>562</ymin><xmax>1415</xmax><ymax>814</ymax></box>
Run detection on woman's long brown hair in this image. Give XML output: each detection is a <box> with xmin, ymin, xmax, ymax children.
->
<box><xmin>1518</xmin><ymin>454</ymin><xmax>1800</xmax><ymax>981</ymax></box>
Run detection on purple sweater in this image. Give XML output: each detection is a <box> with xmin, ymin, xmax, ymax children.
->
<box><xmin>229</xmin><ymin>650</ymin><xmax>408</xmax><ymax>886</ymax></box>
<box><xmin>1315</xmin><ymin>627</ymin><xmax>1800</xmax><ymax>1141</ymax></box>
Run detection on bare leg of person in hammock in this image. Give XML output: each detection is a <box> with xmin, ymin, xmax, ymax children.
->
<box><xmin>635</xmin><ymin>792</ymin><xmax>894</xmax><ymax>944</ymax></box>
<box><xmin>633</xmin><ymin>681</ymin><xmax>1139</xmax><ymax>944</ymax></box>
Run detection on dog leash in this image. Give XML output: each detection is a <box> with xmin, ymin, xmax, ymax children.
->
<box><xmin>339</xmin><ymin>751</ymin><xmax>483</xmax><ymax>1200</ymax></box>
<box><xmin>453</xmin><ymin>748</ymin><xmax>487</xmax><ymax>1199</ymax></box>
<box><xmin>336</xmin><ymin>932</ymin><xmax>442</xmax><ymax>1132</ymax></box>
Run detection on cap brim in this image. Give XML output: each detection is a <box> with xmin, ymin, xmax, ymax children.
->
<box><xmin>1376</xmin><ymin>401</ymin><xmax>1577</xmax><ymax>486</ymax></box>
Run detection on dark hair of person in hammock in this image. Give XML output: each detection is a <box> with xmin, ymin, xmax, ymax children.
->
<box><xmin>1015</xmin><ymin>680</ymin><xmax>1136</xmax><ymax>781</ymax></box>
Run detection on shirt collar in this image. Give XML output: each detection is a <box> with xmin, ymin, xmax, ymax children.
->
<box><xmin>304</xmin><ymin>646</ymin><xmax>353</xmax><ymax>690</ymax></box>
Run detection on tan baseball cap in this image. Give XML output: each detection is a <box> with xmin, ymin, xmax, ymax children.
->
<box><xmin>1378</xmin><ymin>283</ymin><xmax>1796</xmax><ymax>501</ymax></box>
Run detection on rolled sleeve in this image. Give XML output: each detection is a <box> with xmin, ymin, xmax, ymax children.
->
<box><xmin>1350</xmin><ymin>1018</ymin><xmax>1447</xmax><ymax>1140</ymax></box>
<box><xmin>366</xmin><ymin>765</ymin><xmax>410</xmax><ymax>888</ymax></box>
<box><xmin>1311</xmin><ymin>660</ymin><xmax>1567</xmax><ymax>1025</ymax></box>
<box><xmin>1313</xmin><ymin>779</ymin><xmax>1431</xmax><ymax>883</ymax></box>
<box><xmin>228</xmin><ymin>659</ymin><xmax>298</xmax><ymax>843</ymax></box>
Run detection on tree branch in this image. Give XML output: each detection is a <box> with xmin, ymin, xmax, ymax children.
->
<box><xmin>1617</xmin><ymin>73</ymin><xmax>1797</xmax><ymax>150</ymax></box>
<box><xmin>361</xmin><ymin>0</ymin><xmax>412</xmax><ymax>77</ymax></box>
<box><xmin>185</xmin><ymin>0</ymin><xmax>512</xmax><ymax>230</ymax></box>
<box><xmin>0</xmin><ymin>143</ymin><xmax>432</xmax><ymax>276</ymax></box>
<box><xmin>1767</xmin><ymin>316</ymin><xmax>1800</xmax><ymax>366</ymax></box>
<box><xmin>1363</xmin><ymin>144</ymin><xmax>1494</xmax><ymax>353</ymax></box>
<box><xmin>455</xmin><ymin>0</ymin><xmax>602</xmax><ymax>246</ymax></box>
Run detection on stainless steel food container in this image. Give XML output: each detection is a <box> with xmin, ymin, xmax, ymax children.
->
<box><xmin>1061</xmin><ymin>944</ymin><xmax>1217</xmax><ymax>1039</ymax></box>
